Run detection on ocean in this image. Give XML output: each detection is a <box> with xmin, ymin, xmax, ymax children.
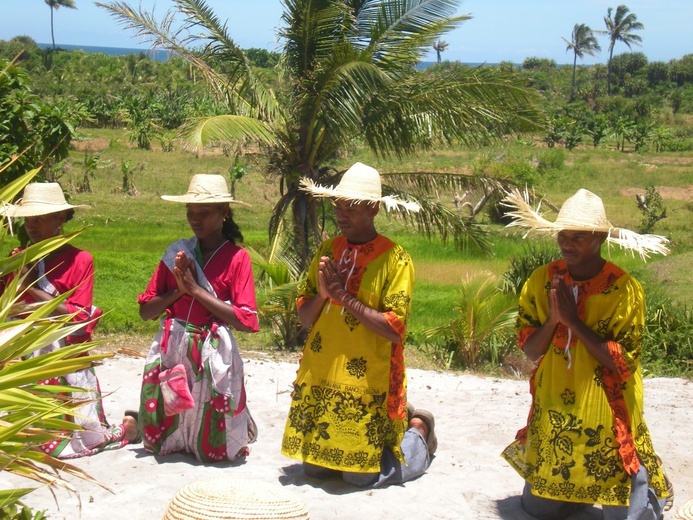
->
<box><xmin>37</xmin><ymin>43</ymin><xmax>171</xmax><ymax>62</ymax></box>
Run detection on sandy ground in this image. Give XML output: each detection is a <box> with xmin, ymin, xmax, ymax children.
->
<box><xmin>5</xmin><ymin>353</ymin><xmax>693</xmax><ymax>520</ymax></box>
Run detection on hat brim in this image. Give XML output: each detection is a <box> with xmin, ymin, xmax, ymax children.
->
<box><xmin>502</xmin><ymin>188</ymin><xmax>669</xmax><ymax>259</ymax></box>
<box><xmin>161</xmin><ymin>194</ymin><xmax>250</xmax><ymax>206</ymax></box>
<box><xmin>3</xmin><ymin>203</ymin><xmax>90</xmax><ymax>218</ymax></box>
<box><xmin>299</xmin><ymin>178</ymin><xmax>420</xmax><ymax>212</ymax></box>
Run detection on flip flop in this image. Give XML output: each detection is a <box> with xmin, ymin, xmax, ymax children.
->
<box><xmin>656</xmin><ymin>453</ymin><xmax>674</xmax><ymax>512</ymax></box>
<box><xmin>124</xmin><ymin>409</ymin><xmax>142</xmax><ymax>444</ymax></box>
<box><xmin>412</xmin><ymin>409</ymin><xmax>437</xmax><ymax>457</ymax></box>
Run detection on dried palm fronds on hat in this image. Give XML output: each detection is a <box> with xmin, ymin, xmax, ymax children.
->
<box><xmin>502</xmin><ymin>188</ymin><xmax>669</xmax><ymax>259</ymax></box>
<box><xmin>300</xmin><ymin>162</ymin><xmax>420</xmax><ymax>213</ymax></box>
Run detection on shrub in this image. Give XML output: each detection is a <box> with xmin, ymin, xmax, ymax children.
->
<box><xmin>501</xmin><ymin>242</ymin><xmax>562</xmax><ymax>295</ymax></box>
<box><xmin>641</xmin><ymin>294</ymin><xmax>693</xmax><ymax>376</ymax></box>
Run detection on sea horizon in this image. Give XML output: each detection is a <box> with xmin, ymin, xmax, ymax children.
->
<box><xmin>36</xmin><ymin>42</ymin><xmax>526</xmax><ymax>68</ymax></box>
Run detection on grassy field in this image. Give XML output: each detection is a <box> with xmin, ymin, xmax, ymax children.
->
<box><xmin>4</xmin><ymin>127</ymin><xmax>692</xmax><ymax>370</ymax></box>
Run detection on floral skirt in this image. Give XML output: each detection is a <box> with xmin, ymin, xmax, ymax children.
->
<box><xmin>139</xmin><ymin>318</ymin><xmax>256</xmax><ymax>463</ymax></box>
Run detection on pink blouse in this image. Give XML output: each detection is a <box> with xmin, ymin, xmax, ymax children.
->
<box><xmin>138</xmin><ymin>241</ymin><xmax>259</xmax><ymax>331</ymax></box>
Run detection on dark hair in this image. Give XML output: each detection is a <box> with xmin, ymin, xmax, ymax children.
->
<box><xmin>222</xmin><ymin>206</ymin><xmax>244</xmax><ymax>245</ymax></box>
<box><xmin>64</xmin><ymin>209</ymin><xmax>75</xmax><ymax>222</ymax></box>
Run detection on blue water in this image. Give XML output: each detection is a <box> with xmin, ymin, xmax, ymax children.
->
<box><xmin>37</xmin><ymin>43</ymin><xmax>171</xmax><ymax>62</ymax></box>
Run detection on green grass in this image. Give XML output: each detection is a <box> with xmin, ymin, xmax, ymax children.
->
<box><xmin>4</xmin><ymin>129</ymin><xmax>692</xmax><ymax>373</ymax></box>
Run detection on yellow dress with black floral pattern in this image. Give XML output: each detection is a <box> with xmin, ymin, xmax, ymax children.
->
<box><xmin>501</xmin><ymin>260</ymin><xmax>669</xmax><ymax>506</ymax></box>
<box><xmin>281</xmin><ymin>235</ymin><xmax>414</xmax><ymax>473</ymax></box>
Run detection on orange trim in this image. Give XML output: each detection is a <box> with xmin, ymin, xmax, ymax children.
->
<box><xmin>606</xmin><ymin>340</ymin><xmax>631</xmax><ymax>381</ymax></box>
<box><xmin>517</xmin><ymin>327</ymin><xmax>537</xmax><ymax>352</ymax></box>
<box><xmin>383</xmin><ymin>311</ymin><xmax>406</xmax><ymax>343</ymax></box>
<box><xmin>295</xmin><ymin>295</ymin><xmax>311</xmax><ymax>312</ymax></box>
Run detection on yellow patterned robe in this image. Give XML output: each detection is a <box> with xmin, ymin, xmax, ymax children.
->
<box><xmin>501</xmin><ymin>260</ymin><xmax>669</xmax><ymax>506</ymax></box>
<box><xmin>282</xmin><ymin>235</ymin><xmax>414</xmax><ymax>473</ymax></box>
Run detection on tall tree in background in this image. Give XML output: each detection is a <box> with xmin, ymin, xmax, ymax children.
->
<box><xmin>563</xmin><ymin>23</ymin><xmax>601</xmax><ymax>101</ymax></box>
<box><xmin>433</xmin><ymin>39</ymin><xmax>449</xmax><ymax>63</ymax></box>
<box><xmin>600</xmin><ymin>4</ymin><xmax>644</xmax><ymax>94</ymax></box>
<box><xmin>45</xmin><ymin>0</ymin><xmax>77</xmax><ymax>50</ymax></box>
<box><xmin>99</xmin><ymin>0</ymin><xmax>543</xmax><ymax>268</ymax></box>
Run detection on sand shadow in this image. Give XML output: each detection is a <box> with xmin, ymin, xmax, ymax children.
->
<box><xmin>494</xmin><ymin>495</ymin><xmax>603</xmax><ymax>520</ymax></box>
<box><xmin>278</xmin><ymin>463</ymin><xmax>369</xmax><ymax>496</ymax></box>
<box><xmin>130</xmin><ymin>447</ymin><xmax>247</xmax><ymax>468</ymax></box>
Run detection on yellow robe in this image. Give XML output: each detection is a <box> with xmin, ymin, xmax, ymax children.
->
<box><xmin>282</xmin><ymin>235</ymin><xmax>414</xmax><ymax>473</ymax></box>
<box><xmin>501</xmin><ymin>260</ymin><xmax>669</xmax><ymax>506</ymax></box>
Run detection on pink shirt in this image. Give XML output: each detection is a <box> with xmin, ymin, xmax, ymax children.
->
<box><xmin>138</xmin><ymin>241</ymin><xmax>259</xmax><ymax>331</ymax></box>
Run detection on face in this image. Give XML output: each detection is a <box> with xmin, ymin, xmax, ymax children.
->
<box><xmin>557</xmin><ymin>230</ymin><xmax>607</xmax><ymax>268</ymax></box>
<box><xmin>23</xmin><ymin>212</ymin><xmax>67</xmax><ymax>243</ymax></box>
<box><xmin>333</xmin><ymin>199</ymin><xmax>379</xmax><ymax>243</ymax></box>
<box><xmin>186</xmin><ymin>203</ymin><xmax>227</xmax><ymax>241</ymax></box>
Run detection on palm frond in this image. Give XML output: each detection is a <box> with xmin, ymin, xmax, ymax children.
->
<box><xmin>182</xmin><ymin>115</ymin><xmax>279</xmax><ymax>151</ymax></box>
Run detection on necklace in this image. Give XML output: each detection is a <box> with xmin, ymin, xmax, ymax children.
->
<box><xmin>201</xmin><ymin>241</ymin><xmax>226</xmax><ymax>268</ymax></box>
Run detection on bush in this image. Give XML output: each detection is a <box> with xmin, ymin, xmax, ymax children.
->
<box><xmin>641</xmin><ymin>294</ymin><xmax>693</xmax><ymax>376</ymax></box>
<box><xmin>501</xmin><ymin>242</ymin><xmax>562</xmax><ymax>295</ymax></box>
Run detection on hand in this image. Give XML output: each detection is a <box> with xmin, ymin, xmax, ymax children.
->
<box><xmin>549</xmin><ymin>275</ymin><xmax>579</xmax><ymax>328</ymax></box>
<box><xmin>173</xmin><ymin>251</ymin><xmax>199</xmax><ymax>296</ymax></box>
<box><xmin>318</xmin><ymin>256</ymin><xmax>345</xmax><ymax>302</ymax></box>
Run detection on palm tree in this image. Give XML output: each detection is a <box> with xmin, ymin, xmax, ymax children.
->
<box><xmin>432</xmin><ymin>39</ymin><xmax>449</xmax><ymax>63</ymax></box>
<box><xmin>599</xmin><ymin>4</ymin><xmax>644</xmax><ymax>95</ymax></box>
<box><xmin>98</xmin><ymin>0</ymin><xmax>544</xmax><ymax>269</ymax></box>
<box><xmin>562</xmin><ymin>23</ymin><xmax>600</xmax><ymax>101</ymax></box>
<box><xmin>45</xmin><ymin>0</ymin><xmax>77</xmax><ymax>50</ymax></box>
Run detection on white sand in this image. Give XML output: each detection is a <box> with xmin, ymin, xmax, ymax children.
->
<box><xmin>7</xmin><ymin>353</ymin><xmax>693</xmax><ymax>520</ymax></box>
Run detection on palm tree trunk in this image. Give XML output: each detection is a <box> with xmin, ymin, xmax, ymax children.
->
<box><xmin>571</xmin><ymin>52</ymin><xmax>577</xmax><ymax>101</ymax></box>
<box><xmin>607</xmin><ymin>44</ymin><xmax>614</xmax><ymax>95</ymax></box>
<box><xmin>50</xmin><ymin>7</ymin><xmax>56</xmax><ymax>50</ymax></box>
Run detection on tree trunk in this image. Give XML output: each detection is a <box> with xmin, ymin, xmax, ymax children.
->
<box><xmin>50</xmin><ymin>8</ymin><xmax>56</xmax><ymax>50</ymax></box>
<box><xmin>570</xmin><ymin>53</ymin><xmax>577</xmax><ymax>101</ymax></box>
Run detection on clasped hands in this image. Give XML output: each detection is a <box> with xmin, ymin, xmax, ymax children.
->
<box><xmin>317</xmin><ymin>256</ymin><xmax>347</xmax><ymax>304</ymax></box>
<box><xmin>548</xmin><ymin>274</ymin><xmax>581</xmax><ymax>329</ymax></box>
<box><xmin>173</xmin><ymin>251</ymin><xmax>200</xmax><ymax>296</ymax></box>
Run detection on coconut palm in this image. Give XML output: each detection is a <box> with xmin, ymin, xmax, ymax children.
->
<box><xmin>98</xmin><ymin>0</ymin><xmax>544</xmax><ymax>269</ymax></box>
<box><xmin>562</xmin><ymin>23</ymin><xmax>601</xmax><ymax>101</ymax></box>
<box><xmin>599</xmin><ymin>4</ymin><xmax>644</xmax><ymax>94</ymax></box>
<box><xmin>0</xmin><ymin>169</ymin><xmax>111</xmax><ymax>514</ymax></box>
<box><xmin>432</xmin><ymin>39</ymin><xmax>449</xmax><ymax>63</ymax></box>
<box><xmin>45</xmin><ymin>0</ymin><xmax>77</xmax><ymax>50</ymax></box>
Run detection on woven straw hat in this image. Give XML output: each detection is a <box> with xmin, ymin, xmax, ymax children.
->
<box><xmin>3</xmin><ymin>183</ymin><xmax>90</xmax><ymax>218</ymax></box>
<box><xmin>502</xmin><ymin>188</ymin><xmax>669</xmax><ymax>259</ymax></box>
<box><xmin>162</xmin><ymin>478</ymin><xmax>310</xmax><ymax>520</ymax></box>
<box><xmin>677</xmin><ymin>499</ymin><xmax>693</xmax><ymax>520</ymax></box>
<box><xmin>299</xmin><ymin>162</ymin><xmax>420</xmax><ymax>212</ymax></box>
<box><xmin>162</xmin><ymin>174</ymin><xmax>249</xmax><ymax>205</ymax></box>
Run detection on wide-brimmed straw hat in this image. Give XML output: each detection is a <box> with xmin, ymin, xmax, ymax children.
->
<box><xmin>162</xmin><ymin>174</ymin><xmax>249</xmax><ymax>205</ymax></box>
<box><xmin>2</xmin><ymin>182</ymin><xmax>90</xmax><ymax>218</ymax></box>
<box><xmin>162</xmin><ymin>478</ymin><xmax>310</xmax><ymax>520</ymax></box>
<box><xmin>676</xmin><ymin>499</ymin><xmax>693</xmax><ymax>520</ymax></box>
<box><xmin>299</xmin><ymin>162</ymin><xmax>420</xmax><ymax>212</ymax></box>
<box><xmin>502</xmin><ymin>188</ymin><xmax>669</xmax><ymax>259</ymax></box>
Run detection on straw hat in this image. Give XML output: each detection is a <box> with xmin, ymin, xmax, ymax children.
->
<box><xmin>299</xmin><ymin>162</ymin><xmax>420</xmax><ymax>212</ymax></box>
<box><xmin>502</xmin><ymin>188</ymin><xmax>669</xmax><ymax>259</ymax></box>
<box><xmin>677</xmin><ymin>499</ymin><xmax>693</xmax><ymax>520</ymax></box>
<box><xmin>3</xmin><ymin>183</ymin><xmax>90</xmax><ymax>218</ymax></box>
<box><xmin>162</xmin><ymin>174</ymin><xmax>249</xmax><ymax>205</ymax></box>
<box><xmin>162</xmin><ymin>478</ymin><xmax>310</xmax><ymax>520</ymax></box>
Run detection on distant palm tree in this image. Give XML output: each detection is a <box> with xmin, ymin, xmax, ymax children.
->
<box><xmin>563</xmin><ymin>23</ymin><xmax>601</xmax><ymax>101</ymax></box>
<box><xmin>599</xmin><ymin>4</ymin><xmax>644</xmax><ymax>95</ymax></box>
<box><xmin>45</xmin><ymin>0</ymin><xmax>77</xmax><ymax>50</ymax></box>
<box><xmin>433</xmin><ymin>39</ymin><xmax>449</xmax><ymax>63</ymax></box>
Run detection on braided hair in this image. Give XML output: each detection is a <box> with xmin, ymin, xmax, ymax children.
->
<box><xmin>222</xmin><ymin>205</ymin><xmax>244</xmax><ymax>245</ymax></box>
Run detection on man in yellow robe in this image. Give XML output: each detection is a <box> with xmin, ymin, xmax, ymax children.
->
<box><xmin>501</xmin><ymin>189</ymin><xmax>673</xmax><ymax>519</ymax></box>
<box><xmin>281</xmin><ymin>162</ymin><xmax>437</xmax><ymax>487</ymax></box>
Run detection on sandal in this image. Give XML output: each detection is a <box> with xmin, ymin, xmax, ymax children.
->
<box><xmin>656</xmin><ymin>453</ymin><xmax>674</xmax><ymax>512</ymax></box>
<box><xmin>411</xmin><ymin>409</ymin><xmax>437</xmax><ymax>457</ymax></box>
<box><xmin>124</xmin><ymin>409</ymin><xmax>142</xmax><ymax>444</ymax></box>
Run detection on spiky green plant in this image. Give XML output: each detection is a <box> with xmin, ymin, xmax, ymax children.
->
<box><xmin>0</xmin><ymin>169</ymin><xmax>112</xmax><ymax>514</ymax></box>
<box><xmin>425</xmin><ymin>273</ymin><xmax>517</xmax><ymax>369</ymax></box>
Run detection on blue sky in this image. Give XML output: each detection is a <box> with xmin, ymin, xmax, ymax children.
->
<box><xmin>1</xmin><ymin>1</ymin><xmax>691</xmax><ymax>65</ymax></box>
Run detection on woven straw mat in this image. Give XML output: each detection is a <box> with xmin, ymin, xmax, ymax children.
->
<box><xmin>162</xmin><ymin>478</ymin><xmax>309</xmax><ymax>520</ymax></box>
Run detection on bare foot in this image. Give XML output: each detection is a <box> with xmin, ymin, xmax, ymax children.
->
<box><xmin>122</xmin><ymin>415</ymin><xmax>139</xmax><ymax>442</ymax></box>
<box><xmin>410</xmin><ymin>417</ymin><xmax>429</xmax><ymax>439</ymax></box>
